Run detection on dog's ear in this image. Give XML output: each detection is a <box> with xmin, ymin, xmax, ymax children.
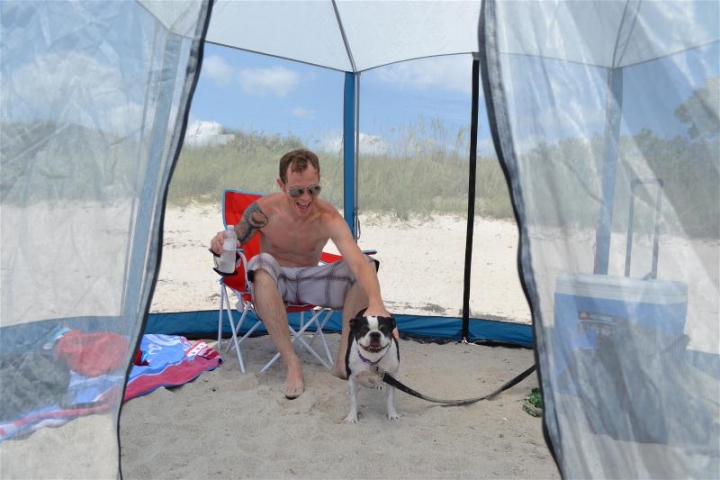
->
<box><xmin>378</xmin><ymin>315</ymin><xmax>396</xmax><ymax>330</ymax></box>
<box><xmin>349</xmin><ymin>317</ymin><xmax>359</xmax><ymax>330</ymax></box>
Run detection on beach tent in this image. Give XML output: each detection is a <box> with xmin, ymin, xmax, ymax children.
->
<box><xmin>1</xmin><ymin>0</ymin><xmax>718</xmax><ymax>478</ymax></box>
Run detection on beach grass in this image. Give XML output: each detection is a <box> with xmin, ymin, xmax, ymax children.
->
<box><xmin>169</xmin><ymin>126</ymin><xmax>514</xmax><ymax>221</ymax></box>
<box><xmin>167</xmin><ymin>121</ymin><xmax>718</xmax><ymax>238</ymax></box>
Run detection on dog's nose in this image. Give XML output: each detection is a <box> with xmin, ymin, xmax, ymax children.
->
<box><xmin>369</xmin><ymin>332</ymin><xmax>381</xmax><ymax>342</ymax></box>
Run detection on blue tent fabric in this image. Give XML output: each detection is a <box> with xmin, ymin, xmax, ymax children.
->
<box><xmin>145</xmin><ymin>311</ymin><xmax>534</xmax><ymax>347</ymax></box>
<box><xmin>1</xmin><ymin>0</ymin><xmax>212</xmax><ymax>477</ymax></box>
<box><xmin>481</xmin><ymin>1</ymin><xmax>719</xmax><ymax>478</ymax></box>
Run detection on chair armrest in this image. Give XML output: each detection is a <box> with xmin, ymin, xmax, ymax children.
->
<box><xmin>209</xmin><ymin>247</ymin><xmax>239</xmax><ymax>277</ymax></box>
<box><xmin>318</xmin><ymin>249</ymin><xmax>378</xmax><ymax>265</ymax></box>
<box><xmin>319</xmin><ymin>252</ymin><xmax>342</xmax><ymax>264</ymax></box>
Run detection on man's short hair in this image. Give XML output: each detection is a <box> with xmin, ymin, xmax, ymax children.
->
<box><xmin>279</xmin><ymin>149</ymin><xmax>320</xmax><ymax>183</ymax></box>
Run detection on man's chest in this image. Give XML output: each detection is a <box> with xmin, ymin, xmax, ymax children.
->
<box><xmin>262</xmin><ymin>220</ymin><xmax>328</xmax><ymax>257</ymax></box>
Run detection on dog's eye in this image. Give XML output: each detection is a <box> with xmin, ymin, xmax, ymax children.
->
<box><xmin>354</xmin><ymin>325</ymin><xmax>370</xmax><ymax>338</ymax></box>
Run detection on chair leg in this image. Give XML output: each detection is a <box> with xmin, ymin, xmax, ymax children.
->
<box><xmin>219</xmin><ymin>286</ymin><xmax>246</xmax><ymax>373</ymax></box>
<box><xmin>260</xmin><ymin>310</ymin><xmax>333</xmax><ymax>372</ymax></box>
<box><xmin>291</xmin><ymin>311</ymin><xmax>332</xmax><ymax>369</ymax></box>
<box><xmin>260</xmin><ymin>330</ymin><xmax>329</xmax><ymax>372</ymax></box>
<box><xmin>217</xmin><ymin>291</ymin><xmax>224</xmax><ymax>349</ymax></box>
<box><xmin>295</xmin><ymin>309</ymin><xmax>334</xmax><ymax>366</ymax></box>
<box><xmin>260</xmin><ymin>352</ymin><xmax>282</xmax><ymax>373</ymax></box>
<box><xmin>313</xmin><ymin>309</ymin><xmax>335</xmax><ymax>366</ymax></box>
<box><xmin>291</xmin><ymin>331</ymin><xmax>332</xmax><ymax>369</ymax></box>
<box><xmin>235</xmin><ymin>311</ymin><xmax>263</xmax><ymax>345</ymax></box>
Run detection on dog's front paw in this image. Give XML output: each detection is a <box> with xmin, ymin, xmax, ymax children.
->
<box><xmin>387</xmin><ymin>409</ymin><xmax>401</xmax><ymax>420</ymax></box>
<box><xmin>343</xmin><ymin>413</ymin><xmax>359</xmax><ymax>424</ymax></box>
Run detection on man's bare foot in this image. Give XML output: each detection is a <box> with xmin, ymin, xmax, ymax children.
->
<box><xmin>283</xmin><ymin>364</ymin><xmax>304</xmax><ymax>400</ymax></box>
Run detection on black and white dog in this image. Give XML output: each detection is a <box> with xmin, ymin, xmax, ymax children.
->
<box><xmin>344</xmin><ymin>314</ymin><xmax>400</xmax><ymax>423</ymax></box>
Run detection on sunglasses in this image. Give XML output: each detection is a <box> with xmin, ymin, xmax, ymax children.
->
<box><xmin>287</xmin><ymin>184</ymin><xmax>322</xmax><ymax>197</ymax></box>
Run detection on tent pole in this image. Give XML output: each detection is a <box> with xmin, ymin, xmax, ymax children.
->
<box><xmin>595</xmin><ymin>68</ymin><xmax>624</xmax><ymax>275</ymax></box>
<box><xmin>343</xmin><ymin>71</ymin><xmax>359</xmax><ymax>240</ymax></box>
<box><xmin>462</xmin><ymin>55</ymin><xmax>481</xmax><ymax>340</ymax></box>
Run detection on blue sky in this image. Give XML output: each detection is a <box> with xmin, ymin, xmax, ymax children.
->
<box><xmin>186</xmin><ymin>42</ymin><xmax>718</xmax><ymax>156</ymax></box>
<box><xmin>186</xmin><ymin>43</ymin><xmax>492</xmax><ymax>155</ymax></box>
<box><xmin>3</xmin><ymin>25</ymin><xmax>714</xmax><ymax>157</ymax></box>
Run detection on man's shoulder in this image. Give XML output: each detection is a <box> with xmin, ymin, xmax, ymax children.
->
<box><xmin>315</xmin><ymin>199</ymin><xmax>344</xmax><ymax>220</ymax></box>
<box><xmin>257</xmin><ymin>192</ymin><xmax>282</xmax><ymax>203</ymax></box>
<box><xmin>315</xmin><ymin>200</ymin><xmax>352</xmax><ymax>238</ymax></box>
<box><xmin>255</xmin><ymin>192</ymin><xmax>283</xmax><ymax>210</ymax></box>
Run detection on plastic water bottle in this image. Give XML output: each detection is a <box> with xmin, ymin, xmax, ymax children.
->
<box><xmin>217</xmin><ymin>225</ymin><xmax>237</xmax><ymax>274</ymax></box>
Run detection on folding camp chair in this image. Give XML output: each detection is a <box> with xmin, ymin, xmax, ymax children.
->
<box><xmin>214</xmin><ymin>189</ymin><xmax>344</xmax><ymax>374</ymax></box>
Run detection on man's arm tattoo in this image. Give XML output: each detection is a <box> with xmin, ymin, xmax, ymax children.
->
<box><xmin>236</xmin><ymin>202</ymin><xmax>269</xmax><ymax>245</ymax></box>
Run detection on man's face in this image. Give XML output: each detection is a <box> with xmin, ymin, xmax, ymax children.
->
<box><xmin>279</xmin><ymin>166</ymin><xmax>321</xmax><ymax>216</ymax></box>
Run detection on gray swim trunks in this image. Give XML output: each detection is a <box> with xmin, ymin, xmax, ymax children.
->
<box><xmin>247</xmin><ymin>252</ymin><xmax>376</xmax><ymax>309</ymax></box>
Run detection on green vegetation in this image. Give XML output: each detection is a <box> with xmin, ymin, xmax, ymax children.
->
<box><xmin>521</xmin><ymin>131</ymin><xmax>719</xmax><ymax>238</ymax></box>
<box><xmin>169</xmin><ymin>131</ymin><xmax>307</xmax><ymax>205</ymax></box>
<box><xmin>4</xmin><ymin>116</ymin><xmax>714</xmax><ymax>240</ymax></box>
<box><xmin>357</xmin><ymin>154</ymin><xmax>510</xmax><ymax>220</ymax></box>
<box><xmin>523</xmin><ymin>387</ymin><xmax>543</xmax><ymax>417</ymax></box>
<box><xmin>169</xmin><ymin>119</ymin><xmax>718</xmax><ymax>240</ymax></box>
<box><xmin>169</xmin><ymin>124</ymin><xmax>514</xmax><ymax>221</ymax></box>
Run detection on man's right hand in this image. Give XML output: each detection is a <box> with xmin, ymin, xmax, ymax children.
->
<box><xmin>209</xmin><ymin>231</ymin><xmax>225</xmax><ymax>255</ymax></box>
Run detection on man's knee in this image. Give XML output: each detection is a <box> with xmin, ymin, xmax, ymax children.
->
<box><xmin>250</xmin><ymin>267</ymin><xmax>272</xmax><ymax>283</ymax></box>
<box><xmin>363</xmin><ymin>254</ymin><xmax>380</xmax><ymax>273</ymax></box>
<box><xmin>248</xmin><ymin>253</ymin><xmax>281</xmax><ymax>285</ymax></box>
<box><xmin>249</xmin><ymin>268</ymin><xmax>281</xmax><ymax>299</ymax></box>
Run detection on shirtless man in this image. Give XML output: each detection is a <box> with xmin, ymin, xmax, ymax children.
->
<box><xmin>210</xmin><ymin>148</ymin><xmax>391</xmax><ymax>399</ymax></box>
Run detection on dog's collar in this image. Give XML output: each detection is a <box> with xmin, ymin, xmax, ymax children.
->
<box><xmin>358</xmin><ymin>343</ymin><xmax>390</xmax><ymax>365</ymax></box>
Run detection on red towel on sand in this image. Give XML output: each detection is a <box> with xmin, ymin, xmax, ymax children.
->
<box><xmin>55</xmin><ymin>331</ymin><xmax>129</xmax><ymax>376</ymax></box>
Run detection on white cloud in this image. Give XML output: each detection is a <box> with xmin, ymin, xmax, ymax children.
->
<box><xmin>239</xmin><ymin>66</ymin><xmax>299</xmax><ymax>97</ymax></box>
<box><xmin>292</xmin><ymin>107</ymin><xmax>316</xmax><ymax>120</ymax></box>
<box><xmin>512</xmin><ymin>96</ymin><xmax>605</xmax><ymax>154</ymax></box>
<box><xmin>186</xmin><ymin>118</ymin><xmax>222</xmax><ymax>136</ymax></box>
<box><xmin>319</xmin><ymin>132</ymin><xmax>389</xmax><ymax>156</ymax></box>
<box><xmin>202</xmin><ymin>55</ymin><xmax>234</xmax><ymax>85</ymax></box>
<box><xmin>375</xmin><ymin>56</ymin><xmax>472</xmax><ymax>94</ymax></box>
<box><xmin>184</xmin><ymin>118</ymin><xmax>234</xmax><ymax>146</ymax></box>
<box><xmin>2</xmin><ymin>51</ymin><xmax>144</xmax><ymax>137</ymax></box>
<box><xmin>358</xmin><ymin>133</ymin><xmax>389</xmax><ymax>155</ymax></box>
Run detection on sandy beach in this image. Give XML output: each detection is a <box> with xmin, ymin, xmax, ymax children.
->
<box><xmin>8</xmin><ymin>201</ymin><xmax>712</xmax><ymax>478</ymax></box>
<box><xmin>149</xmin><ymin>204</ymin><xmax>533</xmax><ymax>322</ymax></box>
<box><xmin>118</xmin><ymin>204</ymin><xmax>558</xmax><ymax>479</ymax></box>
<box><xmin>120</xmin><ymin>335</ymin><xmax>558</xmax><ymax>479</ymax></box>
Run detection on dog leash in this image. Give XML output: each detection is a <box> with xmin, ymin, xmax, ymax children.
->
<box><xmin>380</xmin><ymin>364</ymin><xmax>537</xmax><ymax>407</ymax></box>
